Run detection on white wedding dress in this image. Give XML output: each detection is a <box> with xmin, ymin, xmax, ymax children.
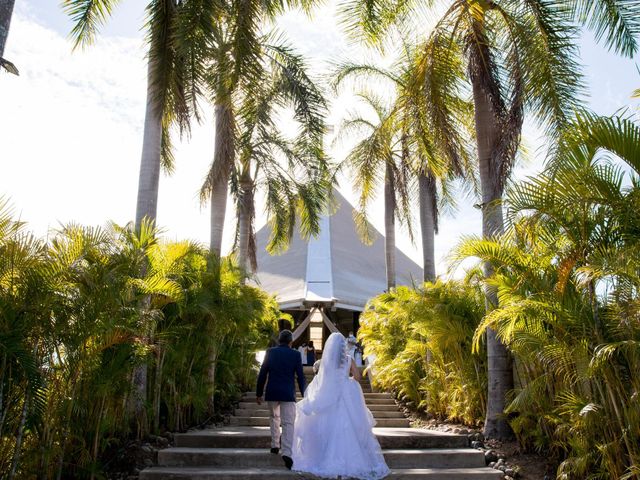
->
<box><xmin>292</xmin><ymin>332</ymin><xmax>389</xmax><ymax>480</ymax></box>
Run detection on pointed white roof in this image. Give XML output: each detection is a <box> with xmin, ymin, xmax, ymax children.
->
<box><xmin>252</xmin><ymin>190</ymin><xmax>423</xmax><ymax>311</ymax></box>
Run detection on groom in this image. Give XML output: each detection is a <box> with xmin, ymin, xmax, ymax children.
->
<box><xmin>256</xmin><ymin>329</ymin><xmax>306</xmax><ymax>470</ymax></box>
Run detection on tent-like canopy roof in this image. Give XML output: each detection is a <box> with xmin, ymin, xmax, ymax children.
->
<box><xmin>252</xmin><ymin>190</ymin><xmax>423</xmax><ymax>311</ymax></box>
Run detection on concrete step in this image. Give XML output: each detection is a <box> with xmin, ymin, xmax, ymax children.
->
<box><xmin>174</xmin><ymin>427</ymin><xmax>470</xmax><ymax>449</ymax></box>
<box><xmin>234</xmin><ymin>408</ymin><xmax>406</xmax><ymax>418</ymax></box>
<box><xmin>157</xmin><ymin>448</ymin><xmax>486</xmax><ymax>469</ymax></box>
<box><xmin>363</xmin><ymin>398</ymin><xmax>398</xmax><ymax>405</ymax></box>
<box><xmin>303</xmin><ymin>375</ymin><xmax>369</xmax><ymax>383</ymax></box>
<box><xmin>236</xmin><ymin>402</ymin><xmax>399</xmax><ymax>411</ymax></box>
<box><xmin>229</xmin><ymin>416</ymin><xmax>411</xmax><ymax>428</ymax></box>
<box><xmin>141</xmin><ymin>466</ymin><xmax>503</xmax><ymax>479</ymax></box>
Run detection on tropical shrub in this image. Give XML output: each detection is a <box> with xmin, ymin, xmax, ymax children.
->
<box><xmin>456</xmin><ymin>112</ymin><xmax>640</xmax><ymax>478</ymax></box>
<box><xmin>359</xmin><ymin>279</ymin><xmax>487</xmax><ymax>425</ymax></box>
<box><xmin>361</xmin><ymin>112</ymin><xmax>640</xmax><ymax>478</ymax></box>
<box><xmin>0</xmin><ymin>200</ymin><xmax>279</xmax><ymax>479</ymax></box>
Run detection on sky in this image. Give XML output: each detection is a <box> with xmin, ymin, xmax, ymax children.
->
<box><xmin>1</xmin><ymin>0</ymin><xmax>639</xmax><ymax>276</ymax></box>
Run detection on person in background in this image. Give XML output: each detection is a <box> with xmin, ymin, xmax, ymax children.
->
<box><xmin>298</xmin><ymin>342</ymin><xmax>308</xmax><ymax>366</ymax></box>
<box><xmin>306</xmin><ymin>341</ymin><xmax>316</xmax><ymax>366</ymax></box>
<box><xmin>354</xmin><ymin>343</ymin><xmax>364</xmax><ymax>367</ymax></box>
<box><xmin>312</xmin><ymin>359</ymin><xmax>321</xmax><ymax>375</ymax></box>
<box><xmin>346</xmin><ymin>332</ymin><xmax>357</xmax><ymax>359</ymax></box>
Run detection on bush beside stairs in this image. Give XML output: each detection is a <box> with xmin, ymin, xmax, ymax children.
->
<box><xmin>141</xmin><ymin>366</ymin><xmax>503</xmax><ymax>479</ymax></box>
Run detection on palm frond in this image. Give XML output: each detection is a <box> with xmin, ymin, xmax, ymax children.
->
<box><xmin>62</xmin><ymin>0</ymin><xmax>122</xmax><ymax>49</ymax></box>
<box><xmin>570</xmin><ymin>0</ymin><xmax>640</xmax><ymax>57</ymax></box>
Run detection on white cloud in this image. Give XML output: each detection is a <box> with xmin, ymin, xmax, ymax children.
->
<box><xmin>0</xmin><ymin>7</ymin><xmax>237</xmax><ymax>252</ymax></box>
<box><xmin>1</xmin><ymin>12</ymin><xmax>145</xmax><ymax>233</ymax></box>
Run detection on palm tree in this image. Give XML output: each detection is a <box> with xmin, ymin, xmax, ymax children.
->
<box><xmin>199</xmin><ymin>0</ymin><xmax>322</xmax><ymax>259</ymax></box>
<box><xmin>340</xmin><ymin>0</ymin><xmax>640</xmax><ymax>439</ymax></box>
<box><xmin>198</xmin><ymin>5</ymin><xmax>239</xmax><ymax>258</ymax></box>
<box><xmin>232</xmin><ymin>39</ymin><xmax>329</xmax><ymax>276</ymax></box>
<box><xmin>455</xmin><ymin>111</ymin><xmax>640</xmax><ymax>476</ymax></box>
<box><xmin>334</xmin><ymin>43</ymin><xmax>472</xmax><ymax>283</ymax></box>
<box><xmin>63</xmin><ymin>0</ymin><xmax>211</xmax><ymax>427</ymax></box>
<box><xmin>0</xmin><ymin>0</ymin><xmax>18</xmax><ymax>75</ymax></box>
<box><xmin>198</xmin><ymin>33</ymin><xmax>329</xmax><ymax>409</ymax></box>
<box><xmin>337</xmin><ymin>91</ymin><xmax>412</xmax><ymax>290</ymax></box>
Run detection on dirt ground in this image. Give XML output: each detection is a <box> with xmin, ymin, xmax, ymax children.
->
<box><xmin>487</xmin><ymin>439</ymin><xmax>555</xmax><ymax>479</ymax></box>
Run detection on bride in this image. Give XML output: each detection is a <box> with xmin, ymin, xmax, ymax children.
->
<box><xmin>292</xmin><ymin>332</ymin><xmax>389</xmax><ymax>480</ymax></box>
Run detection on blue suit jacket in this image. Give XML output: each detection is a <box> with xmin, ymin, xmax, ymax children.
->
<box><xmin>256</xmin><ymin>345</ymin><xmax>306</xmax><ymax>402</ymax></box>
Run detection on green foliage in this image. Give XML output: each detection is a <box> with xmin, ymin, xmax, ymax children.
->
<box><xmin>363</xmin><ymin>112</ymin><xmax>640</xmax><ymax>477</ymax></box>
<box><xmin>455</xmin><ymin>112</ymin><xmax>640</xmax><ymax>478</ymax></box>
<box><xmin>0</xmin><ymin>203</ymin><xmax>279</xmax><ymax>478</ymax></box>
<box><xmin>359</xmin><ymin>280</ymin><xmax>487</xmax><ymax>425</ymax></box>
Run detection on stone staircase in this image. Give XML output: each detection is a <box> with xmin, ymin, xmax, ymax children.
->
<box><xmin>141</xmin><ymin>367</ymin><xmax>502</xmax><ymax>479</ymax></box>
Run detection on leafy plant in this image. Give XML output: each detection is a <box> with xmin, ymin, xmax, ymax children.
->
<box><xmin>454</xmin><ymin>112</ymin><xmax>640</xmax><ymax>477</ymax></box>
<box><xmin>0</xmin><ymin>201</ymin><xmax>279</xmax><ymax>478</ymax></box>
<box><xmin>359</xmin><ymin>279</ymin><xmax>486</xmax><ymax>425</ymax></box>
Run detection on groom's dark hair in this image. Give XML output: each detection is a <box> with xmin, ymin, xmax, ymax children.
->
<box><xmin>278</xmin><ymin>330</ymin><xmax>293</xmax><ymax>345</ymax></box>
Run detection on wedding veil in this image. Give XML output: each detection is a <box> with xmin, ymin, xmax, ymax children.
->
<box><xmin>299</xmin><ymin>332</ymin><xmax>349</xmax><ymax>415</ymax></box>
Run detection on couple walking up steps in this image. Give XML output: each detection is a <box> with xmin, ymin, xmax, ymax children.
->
<box><xmin>256</xmin><ymin>330</ymin><xmax>390</xmax><ymax>480</ymax></box>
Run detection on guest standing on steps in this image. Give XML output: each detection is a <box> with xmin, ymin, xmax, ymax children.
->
<box><xmin>306</xmin><ymin>341</ymin><xmax>316</xmax><ymax>366</ymax></box>
<box><xmin>256</xmin><ymin>330</ymin><xmax>306</xmax><ymax>470</ymax></box>
<box><xmin>298</xmin><ymin>342</ymin><xmax>308</xmax><ymax>365</ymax></box>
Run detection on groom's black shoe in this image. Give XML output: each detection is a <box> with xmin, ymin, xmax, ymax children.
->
<box><xmin>282</xmin><ymin>455</ymin><xmax>293</xmax><ymax>470</ymax></box>
<box><xmin>270</xmin><ymin>447</ymin><xmax>279</xmax><ymax>454</ymax></box>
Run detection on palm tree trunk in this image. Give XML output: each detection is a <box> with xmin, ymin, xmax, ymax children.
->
<box><xmin>0</xmin><ymin>352</ymin><xmax>6</xmax><ymax>436</ymax></box>
<box><xmin>384</xmin><ymin>162</ymin><xmax>396</xmax><ymax>290</ymax></box>
<box><xmin>419</xmin><ymin>172</ymin><xmax>437</xmax><ymax>282</ymax></box>
<box><xmin>135</xmin><ymin>60</ymin><xmax>163</xmax><ymax>229</ymax></box>
<box><xmin>210</xmin><ymin>179</ymin><xmax>228</xmax><ymax>257</ymax></box>
<box><xmin>131</xmin><ymin>59</ymin><xmax>164</xmax><ymax>431</ymax></box>
<box><xmin>0</xmin><ymin>0</ymin><xmax>15</xmax><ymax>59</ymax></box>
<box><xmin>237</xmin><ymin>177</ymin><xmax>253</xmax><ymax>279</ymax></box>
<box><xmin>8</xmin><ymin>391</ymin><xmax>28</xmax><ymax>480</ymax></box>
<box><xmin>153</xmin><ymin>347</ymin><xmax>166</xmax><ymax>432</ymax></box>
<box><xmin>90</xmin><ymin>396</ymin><xmax>106</xmax><ymax>480</ymax></box>
<box><xmin>206</xmin><ymin>104</ymin><xmax>234</xmax><ymax>403</ymax></box>
<box><xmin>209</xmin><ymin>103</ymin><xmax>235</xmax><ymax>257</ymax></box>
<box><xmin>471</xmin><ymin>64</ymin><xmax>514</xmax><ymax>441</ymax></box>
<box><xmin>207</xmin><ymin>345</ymin><xmax>219</xmax><ymax>416</ymax></box>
